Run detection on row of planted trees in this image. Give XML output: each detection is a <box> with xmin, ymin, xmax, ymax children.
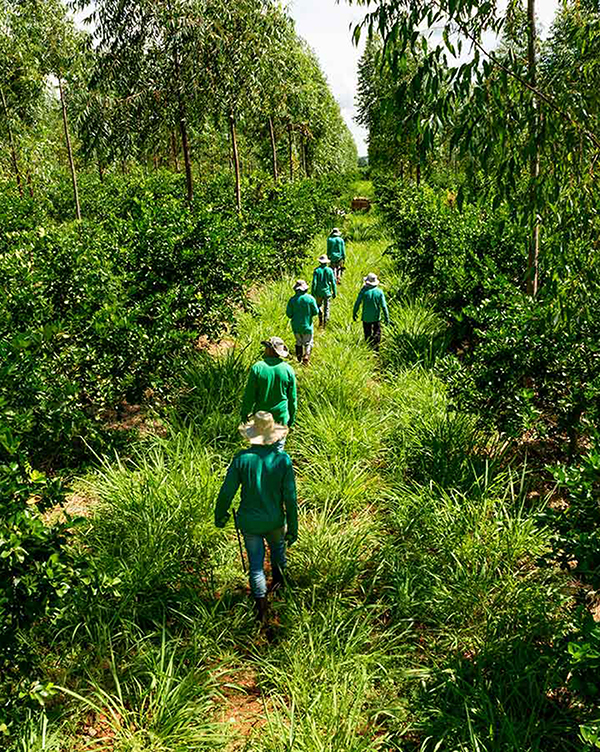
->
<box><xmin>355</xmin><ymin>0</ymin><xmax>600</xmax><ymax>295</ymax></box>
<box><xmin>0</xmin><ymin>0</ymin><xmax>357</xmax><ymax>213</ymax></box>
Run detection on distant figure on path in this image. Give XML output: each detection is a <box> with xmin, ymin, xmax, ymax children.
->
<box><xmin>327</xmin><ymin>227</ymin><xmax>346</xmax><ymax>284</ymax></box>
<box><xmin>286</xmin><ymin>280</ymin><xmax>319</xmax><ymax>365</ymax></box>
<box><xmin>311</xmin><ymin>254</ymin><xmax>337</xmax><ymax>329</ymax></box>
<box><xmin>241</xmin><ymin>336</ymin><xmax>297</xmax><ymax>449</ymax></box>
<box><xmin>353</xmin><ymin>273</ymin><xmax>390</xmax><ymax>351</ymax></box>
<box><xmin>215</xmin><ymin>411</ymin><xmax>298</xmax><ymax>626</ymax></box>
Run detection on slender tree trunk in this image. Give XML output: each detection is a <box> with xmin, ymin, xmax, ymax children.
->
<box><xmin>153</xmin><ymin>154</ymin><xmax>159</xmax><ymax>171</ymax></box>
<box><xmin>268</xmin><ymin>116</ymin><xmax>278</xmax><ymax>181</ymax></box>
<box><xmin>229</xmin><ymin>112</ymin><xmax>242</xmax><ymax>213</ymax></box>
<box><xmin>416</xmin><ymin>162</ymin><xmax>421</xmax><ymax>187</ymax></box>
<box><xmin>302</xmin><ymin>139</ymin><xmax>311</xmax><ymax>177</ymax></box>
<box><xmin>1</xmin><ymin>87</ymin><xmax>24</xmax><ymax>197</ymax></box>
<box><xmin>527</xmin><ymin>0</ymin><xmax>540</xmax><ymax>296</ymax></box>
<box><xmin>171</xmin><ymin>131</ymin><xmax>180</xmax><ymax>173</ymax></box>
<box><xmin>172</xmin><ymin>50</ymin><xmax>193</xmax><ymax>203</ymax></box>
<box><xmin>58</xmin><ymin>75</ymin><xmax>81</xmax><ymax>221</ymax></box>
<box><xmin>121</xmin><ymin>159</ymin><xmax>127</xmax><ymax>175</ymax></box>
<box><xmin>288</xmin><ymin>122</ymin><xmax>293</xmax><ymax>181</ymax></box>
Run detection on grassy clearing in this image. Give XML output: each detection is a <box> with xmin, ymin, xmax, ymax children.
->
<box><xmin>41</xmin><ymin>185</ymin><xmax>577</xmax><ymax>751</ymax></box>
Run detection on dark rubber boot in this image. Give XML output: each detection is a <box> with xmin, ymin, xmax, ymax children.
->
<box><xmin>295</xmin><ymin>345</ymin><xmax>303</xmax><ymax>362</ymax></box>
<box><xmin>255</xmin><ymin>596</ymin><xmax>268</xmax><ymax>625</ymax></box>
<box><xmin>269</xmin><ymin>565</ymin><xmax>286</xmax><ymax>593</ymax></box>
<box><xmin>302</xmin><ymin>352</ymin><xmax>310</xmax><ymax>366</ymax></box>
<box><xmin>318</xmin><ymin>312</ymin><xmax>323</xmax><ymax>328</ymax></box>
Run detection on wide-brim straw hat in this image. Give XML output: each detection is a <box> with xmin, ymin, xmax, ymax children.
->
<box><xmin>294</xmin><ymin>279</ymin><xmax>309</xmax><ymax>292</ymax></box>
<box><xmin>364</xmin><ymin>272</ymin><xmax>380</xmax><ymax>287</ymax></box>
<box><xmin>261</xmin><ymin>336</ymin><xmax>289</xmax><ymax>358</ymax></box>
<box><xmin>239</xmin><ymin>411</ymin><xmax>289</xmax><ymax>446</ymax></box>
<box><xmin>330</xmin><ymin>227</ymin><xmax>341</xmax><ymax>236</ymax></box>
<box><xmin>318</xmin><ymin>254</ymin><xmax>330</xmax><ymax>264</ymax></box>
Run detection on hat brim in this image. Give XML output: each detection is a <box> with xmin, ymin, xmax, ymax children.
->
<box><xmin>238</xmin><ymin>422</ymin><xmax>289</xmax><ymax>445</ymax></box>
<box><xmin>294</xmin><ymin>284</ymin><xmax>309</xmax><ymax>292</ymax></box>
<box><xmin>364</xmin><ymin>278</ymin><xmax>379</xmax><ymax>287</ymax></box>
<box><xmin>318</xmin><ymin>256</ymin><xmax>330</xmax><ymax>264</ymax></box>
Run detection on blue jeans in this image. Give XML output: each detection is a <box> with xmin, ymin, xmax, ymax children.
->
<box><xmin>242</xmin><ymin>526</ymin><xmax>287</xmax><ymax>599</ymax></box>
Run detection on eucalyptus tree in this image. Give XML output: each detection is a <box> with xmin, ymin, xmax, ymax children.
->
<box><xmin>347</xmin><ymin>0</ymin><xmax>600</xmax><ymax>294</ymax></box>
<box><xmin>202</xmin><ymin>0</ymin><xmax>272</xmax><ymax>211</ymax></box>
<box><xmin>0</xmin><ymin>0</ymin><xmax>46</xmax><ymax>196</ymax></box>
<box><xmin>74</xmin><ymin>0</ymin><xmax>207</xmax><ymax>203</ymax></box>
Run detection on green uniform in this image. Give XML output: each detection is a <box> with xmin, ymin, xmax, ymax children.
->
<box><xmin>327</xmin><ymin>236</ymin><xmax>346</xmax><ymax>264</ymax></box>
<box><xmin>311</xmin><ymin>265</ymin><xmax>337</xmax><ymax>299</ymax></box>
<box><xmin>286</xmin><ymin>292</ymin><xmax>319</xmax><ymax>334</ymax></box>
<box><xmin>241</xmin><ymin>357</ymin><xmax>297</xmax><ymax>426</ymax></box>
<box><xmin>214</xmin><ymin>446</ymin><xmax>298</xmax><ymax>536</ymax></box>
<box><xmin>353</xmin><ymin>286</ymin><xmax>390</xmax><ymax>324</ymax></box>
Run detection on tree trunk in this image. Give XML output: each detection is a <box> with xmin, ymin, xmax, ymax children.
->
<box><xmin>302</xmin><ymin>139</ymin><xmax>311</xmax><ymax>177</ymax></box>
<box><xmin>288</xmin><ymin>122</ymin><xmax>293</xmax><ymax>181</ymax></box>
<box><xmin>1</xmin><ymin>87</ymin><xmax>24</xmax><ymax>197</ymax></box>
<box><xmin>171</xmin><ymin>49</ymin><xmax>193</xmax><ymax>203</ymax></box>
<box><xmin>268</xmin><ymin>116</ymin><xmax>278</xmax><ymax>181</ymax></box>
<box><xmin>153</xmin><ymin>154</ymin><xmax>159</xmax><ymax>171</ymax></box>
<box><xmin>416</xmin><ymin>161</ymin><xmax>421</xmax><ymax>187</ymax></box>
<box><xmin>58</xmin><ymin>75</ymin><xmax>81</xmax><ymax>221</ymax></box>
<box><xmin>229</xmin><ymin>112</ymin><xmax>242</xmax><ymax>213</ymax></box>
<box><xmin>171</xmin><ymin>130</ymin><xmax>180</xmax><ymax>173</ymax></box>
<box><xmin>526</xmin><ymin>0</ymin><xmax>540</xmax><ymax>296</ymax></box>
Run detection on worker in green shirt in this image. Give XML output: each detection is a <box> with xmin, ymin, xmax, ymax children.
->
<box><xmin>286</xmin><ymin>279</ymin><xmax>319</xmax><ymax>365</ymax></box>
<box><xmin>353</xmin><ymin>272</ymin><xmax>390</xmax><ymax>351</ymax></box>
<box><xmin>241</xmin><ymin>336</ymin><xmax>297</xmax><ymax>450</ymax></box>
<box><xmin>327</xmin><ymin>228</ymin><xmax>346</xmax><ymax>284</ymax></box>
<box><xmin>311</xmin><ymin>254</ymin><xmax>337</xmax><ymax>328</ymax></box>
<box><xmin>215</xmin><ymin>411</ymin><xmax>298</xmax><ymax>625</ymax></box>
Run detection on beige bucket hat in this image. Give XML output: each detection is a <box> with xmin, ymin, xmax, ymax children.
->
<box><xmin>364</xmin><ymin>272</ymin><xmax>380</xmax><ymax>288</ymax></box>
<box><xmin>239</xmin><ymin>411</ymin><xmax>289</xmax><ymax>446</ymax></box>
<box><xmin>261</xmin><ymin>336</ymin><xmax>289</xmax><ymax>358</ymax></box>
<box><xmin>318</xmin><ymin>254</ymin><xmax>330</xmax><ymax>264</ymax></box>
<box><xmin>294</xmin><ymin>279</ymin><xmax>309</xmax><ymax>292</ymax></box>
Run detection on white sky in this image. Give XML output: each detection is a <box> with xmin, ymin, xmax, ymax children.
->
<box><xmin>289</xmin><ymin>0</ymin><xmax>561</xmax><ymax>157</ymax></box>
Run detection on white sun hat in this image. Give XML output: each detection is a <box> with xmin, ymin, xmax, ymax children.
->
<box><xmin>364</xmin><ymin>272</ymin><xmax>380</xmax><ymax>287</ymax></box>
<box><xmin>239</xmin><ymin>411</ymin><xmax>289</xmax><ymax>446</ymax></box>
<box><xmin>294</xmin><ymin>279</ymin><xmax>309</xmax><ymax>292</ymax></box>
<box><xmin>331</xmin><ymin>227</ymin><xmax>341</xmax><ymax>236</ymax></box>
<box><xmin>318</xmin><ymin>254</ymin><xmax>330</xmax><ymax>264</ymax></box>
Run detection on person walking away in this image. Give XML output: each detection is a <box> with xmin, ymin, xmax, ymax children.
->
<box><xmin>327</xmin><ymin>227</ymin><xmax>346</xmax><ymax>284</ymax></box>
<box><xmin>215</xmin><ymin>411</ymin><xmax>298</xmax><ymax>626</ymax></box>
<box><xmin>241</xmin><ymin>336</ymin><xmax>297</xmax><ymax>450</ymax></box>
<box><xmin>286</xmin><ymin>280</ymin><xmax>319</xmax><ymax>365</ymax></box>
<box><xmin>311</xmin><ymin>254</ymin><xmax>337</xmax><ymax>328</ymax></box>
<box><xmin>353</xmin><ymin>272</ymin><xmax>390</xmax><ymax>351</ymax></box>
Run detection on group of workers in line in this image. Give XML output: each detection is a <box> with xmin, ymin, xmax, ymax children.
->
<box><xmin>214</xmin><ymin>227</ymin><xmax>391</xmax><ymax>628</ymax></box>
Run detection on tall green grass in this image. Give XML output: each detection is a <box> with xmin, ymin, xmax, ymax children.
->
<box><xmin>42</xmin><ymin>186</ymin><xmax>577</xmax><ymax>752</ymax></box>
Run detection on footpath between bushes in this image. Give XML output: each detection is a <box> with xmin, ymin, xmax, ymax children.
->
<box><xmin>65</xmin><ymin>182</ymin><xmax>573</xmax><ymax>751</ymax></box>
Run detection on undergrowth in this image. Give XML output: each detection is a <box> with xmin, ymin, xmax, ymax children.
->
<box><xmin>7</xmin><ymin>186</ymin><xmax>581</xmax><ymax>751</ymax></box>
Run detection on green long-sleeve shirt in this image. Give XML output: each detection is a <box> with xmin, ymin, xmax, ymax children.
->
<box><xmin>353</xmin><ymin>286</ymin><xmax>390</xmax><ymax>324</ymax></box>
<box><xmin>311</xmin><ymin>265</ymin><xmax>337</xmax><ymax>299</ymax></box>
<box><xmin>327</xmin><ymin>236</ymin><xmax>346</xmax><ymax>264</ymax></box>
<box><xmin>214</xmin><ymin>446</ymin><xmax>298</xmax><ymax>536</ymax></box>
<box><xmin>241</xmin><ymin>357</ymin><xmax>297</xmax><ymax>427</ymax></box>
<box><xmin>286</xmin><ymin>292</ymin><xmax>319</xmax><ymax>334</ymax></box>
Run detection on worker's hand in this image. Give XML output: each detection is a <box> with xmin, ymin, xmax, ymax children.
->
<box><xmin>285</xmin><ymin>531</ymin><xmax>297</xmax><ymax>546</ymax></box>
<box><xmin>215</xmin><ymin>513</ymin><xmax>230</xmax><ymax>528</ymax></box>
